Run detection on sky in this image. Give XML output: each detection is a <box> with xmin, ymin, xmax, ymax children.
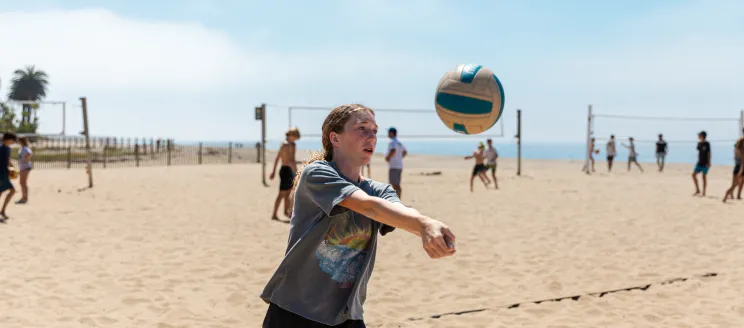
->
<box><xmin>1</xmin><ymin>0</ymin><xmax>743</xmax><ymax>144</ymax></box>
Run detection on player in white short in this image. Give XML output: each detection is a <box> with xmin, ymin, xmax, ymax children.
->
<box><xmin>484</xmin><ymin>138</ymin><xmax>499</xmax><ymax>189</ymax></box>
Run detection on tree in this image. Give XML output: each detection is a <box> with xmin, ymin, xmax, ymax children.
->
<box><xmin>0</xmin><ymin>103</ymin><xmax>18</xmax><ymax>133</ymax></box>
<box><xmin>8</xmin><ymin>65</ymin><xmax>49</xmax><ymax>133</ymax></box>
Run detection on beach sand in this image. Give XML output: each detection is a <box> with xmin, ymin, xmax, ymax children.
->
<box><xmin>1</xmin><ymin>151</ymin><xmax>743</xmax><ymax>327</ymax></box>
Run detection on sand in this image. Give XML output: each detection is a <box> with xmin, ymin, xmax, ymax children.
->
<box><xmin>1</xmin><ymin>151</ymin><xmax>743</xmax><ymax>327</ymax></box>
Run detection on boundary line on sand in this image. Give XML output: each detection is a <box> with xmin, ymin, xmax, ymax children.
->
<box><xmin>405</xmin><ymin>272</ymin><xmax>718</xmax><ymax>322</ymax></box>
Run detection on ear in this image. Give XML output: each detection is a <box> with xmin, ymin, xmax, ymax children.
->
<box><xmin>329</xmin><ymin>132</ymin><xmax>341</xmax><ymax>147</ymax></box>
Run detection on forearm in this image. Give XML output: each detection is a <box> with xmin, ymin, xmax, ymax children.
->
<box><xmin>342</xmin><ymin>193</ymin><xmax>426</xmax><ymax>236</ymax></box>
<box><xmin>364</xmin><ymin>199</ymin><xmax>426</xmax><ymax>236</ymax></box>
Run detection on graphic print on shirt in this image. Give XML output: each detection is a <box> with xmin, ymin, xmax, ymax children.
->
<box><xmin>315</xmin><ymin>212</ymin><xmax>373</xmax><ymax>288</ymax></box>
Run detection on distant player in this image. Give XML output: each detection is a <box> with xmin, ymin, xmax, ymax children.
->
<box><xmin>465</xmin><ymin>142</ymin><xmax>491</xmax><ymax>192</ymax></box>
<box><xmin>385</xmin><ymin>127</ymin><xmax>407</xmax><ymax>198</ymax></box>
<box><xmin>622</xmin><ymin>137</ymin><xmax>644</xmax><ymax>172</ymax></box>
<box><xmin>589</xmin><ymin>137</ymin><xmax>597</xmax><ymax>172</ymax></box>
<box><xmin>692</xmin><ymin>131</ymin><xmax>711</xmax><ymax>197</ymax></box>
<box><xmin>656</xmin><ymin>134</ymin><xmax>668</xmax><ymax>172</ymax></box>
<box><xmin>606</xmin><ymin>135</ymin><xmax>617</xmax><ymax>172</ymax></box>
<box><xmin>723</xmin><ymin>137</ymin><xmax>744</xmax><ymax>203</ymax></box>
<box><xmin>269</xmin><ymin>127</ymin><xmax>300</xmax><ymax>220</ymax></box>
<box><xmin>0</xmin><ymin>133</ymin><xmax>17</xmax><ymax>221</ymax></box>
<box><xmin>484</xmin><ymin>138</ymin><xmax>499</xmax><ymax>189</ymax></box>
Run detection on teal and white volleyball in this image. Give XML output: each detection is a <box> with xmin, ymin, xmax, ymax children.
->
<box><xmin>434</xmin><ymin>64</ymin><xmax>505</xmax><ymax>135</ymax></box>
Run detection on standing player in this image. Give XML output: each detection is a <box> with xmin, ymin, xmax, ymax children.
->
<box><xmin>656</xmin><ymin>134</ymin><xmax>668</xmax><ymax>172</ymax></box>
<box><xmin>385</xmin><ymin>127</ymin><xmax>407</xmax><ymax>198</ymax></box>
<box><xmin>723</xmin><ymin>137</ymin><xmax>744</xmax><ymax>203</ymax></box>
<box><xmin>269</xmin><ymin>127</ymin><xmax>300</xmax><ymax>220</ymax></box>
<box><xmin>465</xmin><ymin>142</ymin><xmax>491</xmax><ymax>191</ymax></box>
<box><xmin>693</xmin><ymin>131</ymin><xmax>711</xmax><ymax>196</ymax></box>
<box><xmin>0</xmin><ymin>133</ymin><xmax>17</xmax><ymax>221</ymax></box>
<box><xmin>622</xmin><ymin>137</ymin><xmax>644</xmax><ymax>172</ymax></box>
<box><xmin>484</xmin><ymin>138</ymin><xmax>499</xmax><ymax>189</ymax></box>
<box><xmin>606</xmin><ymin>135</ymin><xmax>617</xmax><ymax>172</ymax></box>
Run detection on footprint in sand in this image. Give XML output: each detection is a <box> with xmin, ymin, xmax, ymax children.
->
<box><xmin>226</xmin><ymin>292</ymin><xmax>247</xmax><ymax>305</ymax></box>
<box><xmin>547</xmin><ymin>281</ymin><xmax>563</xmax><ymax>292</ymax></box>
<box><xmin>122</xmin><ymin>297</ymin><xmax>151</xmax><ymax>306</ymax></box>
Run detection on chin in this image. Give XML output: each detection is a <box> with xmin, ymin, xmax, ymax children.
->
<box><xmin>359</xmin><ymin>154</ymin><xmax>372</xmax><ymax>166</ymax></box>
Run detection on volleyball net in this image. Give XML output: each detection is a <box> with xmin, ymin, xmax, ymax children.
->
<box><xmin>583</xmin><ymin>105</ymin><xmax>744</xmax><ymax>173</ymax></box>
<box><xmin>285</xmin><ymin>105</ymin><xmax>505</xmax><ymax>139</ymax></box>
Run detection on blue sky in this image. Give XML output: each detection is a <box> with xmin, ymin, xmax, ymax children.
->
<box><xmin>1</xmin><ymin>0</ymin><xmax>743</xmax><ymax>144</ymax></box>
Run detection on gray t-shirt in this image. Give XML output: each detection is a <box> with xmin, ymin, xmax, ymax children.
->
<box><xmin>18</xmin><ymin>146</ymin><xmax>32</xmax><ymax>170</ymax></box>
<box><xmin>260</xmin><ymin>160</ymin><xmax>400</xmax><ymax>325</ymax></box>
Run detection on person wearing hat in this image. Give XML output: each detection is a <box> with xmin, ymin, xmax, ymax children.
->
<box><xmin>464</xmin><ymin>142</ymin><xmax>491</xmax><ymax>192</ymax></box>
<box><xmin>385</xmin><ymin>127</ymin><xmax>407</xmax><ymax>198</ymax></box>
<box><xmin>693</xmin><ymin>130</ymin><xmax>711</xmax><ymax>196</ymax></box>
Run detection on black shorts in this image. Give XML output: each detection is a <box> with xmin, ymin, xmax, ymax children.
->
<box><xmin>263</xmin><ymin>303</ymin><xmax>365</xmax><ymax>328</ymax></box>
<box><xmin>607</xmin><ymin>155</ymin><xmax>614</xmax><ymax>161</ymax></box>
<box><xmin>472</xmin><ymin>164</ymin><xmax>486</xmax><ymax>176</ymax></box>
<box><xmin>279</xmin><ymin>166</ymin><xmax>295</xmax><ymax>191</ymax></box>
<box><xmin>734</xmin><ymin>164</ymin><xmax>742</xmax><ymax>176</ymax></box>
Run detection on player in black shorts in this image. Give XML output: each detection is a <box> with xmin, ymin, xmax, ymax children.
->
<box><xmin>269</xmin><ymin>128</ymin><xmax>301</xmax><ymax>220</ymax></box>
<box><xmin>465</xmin><ymin>142</ymin><xmax>491</xmax><ymax>191</ymax></box>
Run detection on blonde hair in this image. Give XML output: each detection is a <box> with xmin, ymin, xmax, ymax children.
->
<box><xmin>286</xmin><ymin>127</ymin><xmax>301</xmax><ymax>139</ymax></box>
<box><xmin>292</xmin><ymin>104</ymin><xmax>375</xmax><ymax>190</ymax></box>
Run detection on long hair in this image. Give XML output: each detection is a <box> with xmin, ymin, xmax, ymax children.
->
<box><xmin>292</xmin><ymin>104</ymin><xmax>375</xmax><ymax>190</ymax></box>
<box><xmin>18</xmin><ymin>137</ymin><xmax>29</xmax><ymax>147</ymax></box>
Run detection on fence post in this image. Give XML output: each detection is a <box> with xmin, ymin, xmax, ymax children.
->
<box><xmin>228</xmin><ymin>142</ymin><xmax>233</xmax><ymax>164</ymax></box>
<box><xmin>135</xmin><ymin>142</ymin><xmax>140</xmax><ymax>167</ymax></box>
<box><xmin>255</xmin><ymin>142</ymin><xmax>261</xmax><ymax>163</ymax></box>
<box><xmin>198</xmin><ymin>142</ymin><xmax>203</xmax><ymax>165</ymax></box>
<box><xmin>103</xmin><ymin>144</ymin><xmax>108</xmax><ymax>169</ymax></box>
<box><xmin>66</xmin><ymin>146</ymin><xmax>72</xmax><ymax>169</ymax></box>
<box><xmin>167</xmin><ymin>140</ymin><xmax>172</xmax><ymax>166</ymax></box>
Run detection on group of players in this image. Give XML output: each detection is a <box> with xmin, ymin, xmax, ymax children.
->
<box><xmin>267</xmin><ymin>126</ymin><xmax>504</xmax><ymax>220</ymax></box>
<box><xmin>588</xmin><ymin>130</ymin><xmax>744</xmax><ymax>202</ymax></box>
<box><xmin>267</xmin><ymin>126</ymin><xmax>412</xmax><ymax>221</ymax></box>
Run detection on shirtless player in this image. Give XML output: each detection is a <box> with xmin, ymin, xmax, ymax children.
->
<box><xmin>269</xmin><ymin>127</ymin><xmax>300</xmax><ymax>220</ymax></box>
<box><xmin>465</xmin><ymin>142</ymin><xmax>491</xmax><ymax>192</ymax></box>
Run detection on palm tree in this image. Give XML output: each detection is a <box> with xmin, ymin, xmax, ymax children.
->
<box><xmin>8</xmin><ymin>65</ymin><xmax>49</xmax><ymax>128</ymax></box>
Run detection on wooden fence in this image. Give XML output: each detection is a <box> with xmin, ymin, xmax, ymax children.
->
<box><xmin>12</xmin><ymin>136</ymin><xmax>262</xmax><ymax>169</ymax></box>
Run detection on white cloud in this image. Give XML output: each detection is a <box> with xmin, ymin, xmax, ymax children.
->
<box><xmin>1</xmin><ymin>1</ymin><xmax>742</xmax><ymax>143</ymax></box>
<box><xmin>0</xmin><ymin>8</ymin><xmax>453</xmax><ymax>139</ymax></box>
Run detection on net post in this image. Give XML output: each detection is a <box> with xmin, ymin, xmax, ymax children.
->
<box><xmin>62</xmin><ymin>102</ymin><xmax>67</xmax><ymax>135</ymax></box>
<box><xmin>584</xmin><ymin>105</ymin><xmax>593</xmax><ymax>175</ymax></box>
<box><xmin>288</xmin><ymin>107</ymin><xmax>292</xmax><ymax>129</ymax></box>
<box><xmin>80</xmin><ymin>97</ymin><xmax>94</xmax><ymax>188</ymax></box>
<box><xmin>257</xmin><ymin>103</ymin><xmax>268</xmax><ymax>187</ymax></box>
<box><xmin>516</xmin><ymin>109</ymin><xmax>522</xmax><ymax>176</ymax></box>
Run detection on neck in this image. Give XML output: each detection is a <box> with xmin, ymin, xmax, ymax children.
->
<box><xmin>331</xmin><ymin>155</ymin><xmax>362</xmax><ymax>182</ymax></box>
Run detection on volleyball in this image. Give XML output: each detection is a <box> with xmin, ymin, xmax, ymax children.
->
<box><xmin>8</xmin><ymin>167</ymin><xmax>18</xmax><ymax>180</ymax></box>
<box><xmin>435</xmin><ymin>64</ymin><xmax>505</xmax><ymax>135</ymax></box>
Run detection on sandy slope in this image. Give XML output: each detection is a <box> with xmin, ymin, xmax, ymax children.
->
<box><xmin>0</xmin><ymin>152</ymin><xmax>742</xmax><ymax>327</ymax></box>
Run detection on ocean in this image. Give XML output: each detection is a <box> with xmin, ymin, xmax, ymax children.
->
<box><xmin>254</xmin><ymin>138</ymin><xmax>740</xmax><ymax>166</ymax></box>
